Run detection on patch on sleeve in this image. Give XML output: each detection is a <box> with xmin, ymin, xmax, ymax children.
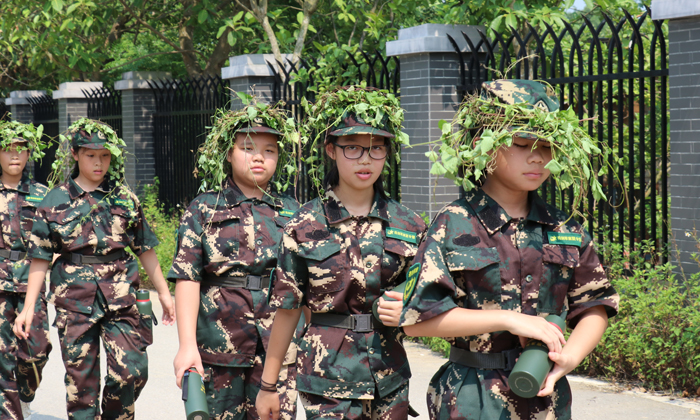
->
<box><xmin>386</xmin><ymin>227</ymin><xmax>418</xmax><ymax>244</ymax></box>
<box><xmin>547</xmin><ymin>232</ymin><xmax>582</xmax><ymax>247</ymax></box>
<box><xmin>403</xmin><ymin>262</ymin><xmax>421</xmax><ymax>305</ymax></box>
<box><xmin>279</xmin><ymin>208</ymin><xmax>295</xmax><ymax>217</ymax></box>
<box><xmin>114</xmin><ymin>199</ymin><xmax>135</xmax><ymax>209</ymax></box>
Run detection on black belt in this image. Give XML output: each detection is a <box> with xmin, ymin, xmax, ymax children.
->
<box><xmin>0</xmin><ymin>249</ymin><xmax>26</xmax><ymax>261</ymax></box>
<box><xmin>61</xmin><ymin>250</ymin><xmax>127</xmax><ymax>265</ymax></box>
<box><xmin>203</xmin><ymin>275</ymin><xmax>270</xmax><ymax>291</ymax></box>
<box><xmin>449</xmin><ymin>346</ymin><xmax>522</xmax><ymax>371</ymax></box>
<box><xmin>311</xmin><ymin>313</ymin><xmax>374</xmax><ymax>333</ymax></box>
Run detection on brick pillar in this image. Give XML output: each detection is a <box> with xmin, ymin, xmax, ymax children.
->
<box><xmin>653</xmin><ymin>0</ymin><xmax>700</xmax><ymax>274</ymax></box>
<box><xmin>6</xmin><ymin>90</ymin><xmax>46</xmax><ymax>123</ymax></box>
<box><xmin>114</xmin><ymin>71</ymin><xmax>171</xmax><ymax>194</ymax></box>
<box><xmin>387</xmin><ymin>24</ymin><xmax>484</xmax><ymax>220</ymax></box>
<box><xmin>53</xmin><ymin>82</ymin><xmax>103</xmax><ymax>133</ymax></box>
<box><xmin>222</xmin><ymin>54</ymin><xmax>291</xmax><ymax>109</ymax></box>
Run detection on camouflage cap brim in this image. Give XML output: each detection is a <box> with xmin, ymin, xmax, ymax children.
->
<box><xmin>79</xmin><ymin>142</ymin><xmax>109</xmax><ymax>150</ymax></box>
<box><xmin>8</xmin><ymin>137</ymin><xmax>29</xmax><ymax>144</ymax></box>
<box><xmin>236</xmin><ymin>125</ymin><xmax>282</xmax><ymax>136</ymax></box>
<box><xmin>329</xmin><ymin>126</ymin><xmax>395</xmax><ymax>139</ymax></box>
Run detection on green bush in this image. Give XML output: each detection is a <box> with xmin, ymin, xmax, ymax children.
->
<box><xmin>137</xmin><ymin>178</ymin><xmax>182</xmax><ymax>293</ymax></box>
<box><xmin>576</xmin><ymin>241</ymin><xmax>700</xmax><ymax>394</ymax></box>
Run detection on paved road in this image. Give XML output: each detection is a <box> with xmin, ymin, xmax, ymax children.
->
<box><xmin>28</xmin><ymin>291</ymin><xmax>700</xmax><ymax>419</ymax></box>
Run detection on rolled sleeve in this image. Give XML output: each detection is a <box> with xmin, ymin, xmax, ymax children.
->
<box><xmin>400</xmin><ymin>213</ymin><xmax>460</xmax><ymax>327</ymax></box>
<box><xmin>27</xmin><ymin>206</ymin><xmax>58</xmax><ymax>261</ymax></box>
<box><xmin>269</xmin><ymin>229</ymin><xmax>307</xmax><ymax>310</ymax></box>
<box><xmin>566</xmin><ymin>234</ymin><xmax>620</xmax><ymax>328</ymax></box>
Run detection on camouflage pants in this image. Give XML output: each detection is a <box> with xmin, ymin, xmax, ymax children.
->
<box><xmin>0</xmin><ymin>291</ymin><xmax>52</xmax><ymax>420</ymax></box>
<box><xmin>427</xmin><ymin>362</ymin><xmax>572</xmax><ymax>420</ymax></box>
<box><xmin>203</xmin><ymin>356</ymin><xmax>297</xmax><ymax>420</ymax></box>
<box><xmin>54</xmin><ymin>290</ymin><xmax>153</xmax><ymax>420</ymax></box>
<box><xmin>299</xmin><ymin>381</ymin><xmax>409</xmax><ymax>420</ymax></box>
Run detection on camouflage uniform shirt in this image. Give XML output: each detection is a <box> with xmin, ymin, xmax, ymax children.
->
<box><xmin>0</xmin><ymin>174</ymin><xmax>47</xmax><ymax>293</ymax></box>
<box><xmin>400</xmin><ymin>189</ymin><xmax>619</xmax><ymax>418</ymax></box>
<box><xmin>28</xmin><ymin>177</ymin><xmax>158</xmax><ymax>314</ymax></box>
<box><xmin>167</xmin><ymin>178</ymin><xmax>300</xmax><ymax>367</ymax></box>
<box><xmin>269</xmin><ymin>190</ymin><xmax>427</xmax><ymax>400</ymax></box>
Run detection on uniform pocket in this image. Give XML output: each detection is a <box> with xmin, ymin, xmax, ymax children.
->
<box><xmin>445</xmin><ymin>247</ymin><xmax>501</xmax><ymax>309</ymax></box>
<box><xmin>538</xmin><ymin>244</ymin><xmax>579</xmax><ymax>314</ymax></box>
<box><xmin>20</xmin><ymin>204</ymin><xmax>39</xmax><ymax>240</ymax></box>
<box><xmin>382</xmin><ymin>238</ymin><xmax>418</xmax><ymax>285</ymax></box>
<box><xmin>203</xmin><ymin>210</ymin><xmax>241</xmax><ymax>261</ymax></box>
<box><xmin>298</xmin><ymin>239</ymin><xmax>346</xmax><ymax>294</ymax></box>
<box><xmin>138</xmin><ymin>314</ymin><xmax>154</xmax><ymax>350</ymax></box>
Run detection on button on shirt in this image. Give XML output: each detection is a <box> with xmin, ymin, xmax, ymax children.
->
<box><xmin>0</xmin><ymin>175</ymin><xmax>47</xmax><ymax>293</ymax></box>
<box><xmin>28</xmin><ymin>178</ymin><xmax>158</xmax><ymax>314</ymax></box>
<box><xmin>269</xmin><ymin>190</ymin><xmax>427</xmax><ymax>399</ymax></box>
<box><xmin>167</xmin><ymin>178</ymin><xmax>300</xmax><ymax>367</ymax></box>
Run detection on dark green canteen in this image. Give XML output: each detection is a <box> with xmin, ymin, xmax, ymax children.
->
<box><xmin>508</xmin><ymin>314</ymin><xmax>567</xmax><ymax>398</ymax></box>
<box><xmin>135</xmin><ymin>289</ymin><xmax>152</xmax><ymax>317</ymax></box>
<box><xmin>183</xmin><ymin>369</ymin><xmax>209</xmax><ymax>420</ymax></box>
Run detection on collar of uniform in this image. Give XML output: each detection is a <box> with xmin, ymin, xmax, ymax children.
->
<box><xmin>0</xmin><ymin>173</ymin><xmax>32</xmax><ymax>193</ymax></box>
<box><xmin>67</xmin><ymin>177</ymin><xmax>111</xmax><ymax>199</ymax></box>
<box><xmin>466</xmin><ymin>189</ymin><xmax>558</xmax><ymax>234</ymax></box>
<box><xmin>322</xmin><ymin>189</ymin><xmax>390</xmax><ymax>224</ymax></box>
<box><xmin>525</xmin><ymin>192</ymin><xmax>558</xmax><ymax>226</ymax></box>
<box><xmin>222</xmin><ymin>177</ymin><xmax>282</xmax><ymax>208</ymax></box>
<box><xmin>465</xmin><ymin>189</ymin><xmax>511</xmax><ymax>235</ymax></box>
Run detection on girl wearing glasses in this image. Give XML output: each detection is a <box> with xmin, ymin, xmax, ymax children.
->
<box><xmin>256</xmin><ymin>86</ymin><xmax>427</xmax><ymax>420</ymax></box>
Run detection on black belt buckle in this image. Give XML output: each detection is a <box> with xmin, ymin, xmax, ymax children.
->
<box><xmin>246</xmin><ymin>275</ymin><xmax>262</xmax><ymax>291</ymax></box>
<box><xmin>352</xmin><ymin>314</ymin><xmax>373</xmax><ymax>333</ymax></box>
<box><xmin>71</xmin><ymin>254</ymin><xmax>82</xmax><ymax>264</ymax></box>
<box><xmin>10</xmin><ymin>250</ymin><xmax>21</xmax><ymax>261</ymax></box>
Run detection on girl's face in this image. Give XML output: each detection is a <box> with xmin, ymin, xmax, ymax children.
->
<box><xmin>0</xmin><ymin>143</ymin><xmax>29</xmax><ymax>178</ymax></box>
<box><xmin>326</xmin><ymin>134</ymin><xmax>387</xmax><ymax>194</ymax></box>
<box><xmin>487</xmin><ymin>135</ymin><xmax>552</xmax><ymax>193</ymax></box>
<box><xmin>72</xmin><ymin>147</ymin><xmax>112</xmax><ymax>185</ymax></box>
<box><xmin>226</xmin><ymin>132</ymin><xmax>279</xmax><ymax>195</ymax></box>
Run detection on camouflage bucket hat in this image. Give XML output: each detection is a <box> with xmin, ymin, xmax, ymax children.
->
<box><xmin>482</xmin><ymin>79</ymin><xmax>560</xmax><ymax>139</ymax></box>
<box><xmin>71</xmin><ymin>128</ymin><xmax>111</xmax><ymax>150</ymax></box>
<box><xmin>236</xmin><ymin>118</ymin><xmax>282</xmax><ymax>136</ymax></box>
<box><xmin>328</xmin><ymin>111</ymin><xmax>395</xmax><ymax>140</ymax></box>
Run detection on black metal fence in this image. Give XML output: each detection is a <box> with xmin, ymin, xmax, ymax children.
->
<box><xmin>27</xmin><ymin>94</ymin><xmax>59</xmax><ymax>185</ymax></box>
<box><xmin>449</xmin><ymin>7</ymin><xmax>668</xmax><ymax>257</ymax></box>
<box><xmin>84</xmin><ymin>86</ymin><xmax>123</xmax><ymax>138</ymax></box>
<box><xmin>267</xmin><ymin>50</ymin><xmax>401</xmax><ymax>203</ymax></box>
<box><xmin>148</xmin><ymin>75</ymin><xmax>229</xmax><ymax>208</ymax></box>
<box><xmin>0</xmin><ymin>102</ymin><xmax>9</xmax><ymax>120</ymax></box>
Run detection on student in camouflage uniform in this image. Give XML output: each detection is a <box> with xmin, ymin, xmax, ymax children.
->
<box><xmin>400</xmin><ymin>80</ymin><xmax>620</xmax><ymax>420</ymax></box>
<box><xmin>257</xmin><ymin>86</ymin><xmax>427</xmax><ymax>420</ymax></box>
<box><xmin>170</xmin><ymin>102</ymin><xmax>303</xmax><ymax>420</ymax></box>
<box><xmin>0</xmin><ymin>120</ymin><xmax>52</xmax><ymax>420</ymax></box>
<box><xmin>14</xmin><ymin>118</ymin><xmax>175</xmax><ymax>420</ymax></box>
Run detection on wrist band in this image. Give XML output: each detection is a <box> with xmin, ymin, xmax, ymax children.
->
<box><xmin>260</xmin><ymin>378</ymin><xmax>277</xmax><ymax>392</ymax></box>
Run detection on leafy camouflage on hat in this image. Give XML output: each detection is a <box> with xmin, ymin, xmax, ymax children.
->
<box><xmin>481</xmin><ymin>79</ymin><xmax>560</xmax><ymax>140</ymax></box>
<box><xmin>328</xmin><ymin>110</ymin><xmax>395</xmax><ymax>139</ymax></box>
<box><xmin>482</xmin><ymin>79</ymin><xmax>559</xmax><ymax>112</ymax></box>
<box><xmin>0</xmin><ymin>119</ymin><xmax>48</xmax><ymax>163</ymax></box>
<box><xmin>236</xmin><ymin>118</ymin><xmax>283</xmax><ymax>136</ymax></box>
<box><xmin>71</xmin><ymin>128</ymin><xmax>111</xmax><ymax>150</ymax></box>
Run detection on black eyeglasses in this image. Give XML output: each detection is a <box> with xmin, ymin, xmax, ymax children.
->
<box><xmin>334</xmin><ymin>144</ymin><xmax>388</xmax><ymax>160</ymax></box>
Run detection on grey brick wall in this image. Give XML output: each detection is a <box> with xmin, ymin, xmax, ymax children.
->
<box><xmin>669</xmin><ymin>16</ymin><xmax>700</xmax><ymax>276</ymax></box>
<box><xmin>121</xmin><ymin>89</ymin><xmax>157</xmax><ymax>194</ymax></box>
<box><xmin>10</xmin><ymin>104</ymin><xmax>33</xmax><ymax>123</ymax></box>
<box><xmin>229</xmin><ymin>76</ymin><xmax>275</xmax><ymax>109</ymax></box>
<box><xmin>399</xmin><ymin>52</ymin><xmax>461</xmax><ymax>220</ymax></box>
<box><xmin>58</xmin><ymin>99</ymin><xmax>89</xmax><ymax>133</ymax></box>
